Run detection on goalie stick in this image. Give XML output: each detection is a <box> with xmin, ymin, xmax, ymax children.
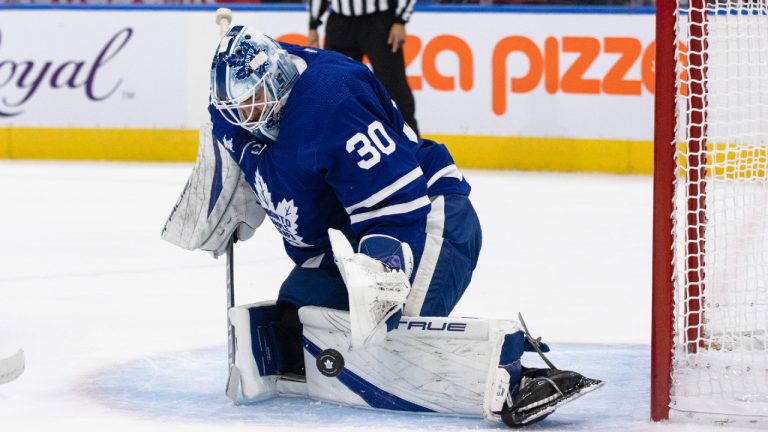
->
<box><xmin>224</xmin><ymin>236</ymin><xmax>240</xmax><ymax>402</ymax></box>
<box><xmin>517</xmin><ymin>313</ymin><xmax>557</xmax><ymax>369</ymax></box>
<box><xmin>0</xmin><ymin>349</ymin><xmax>25</xmax><ymax>385</ymax></box>
<box><xmin>212</xmin><ymin>6</ymin><xmax>241</xmax><ymax>403</ymax></box>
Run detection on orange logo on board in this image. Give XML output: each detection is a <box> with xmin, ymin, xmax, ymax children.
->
<box><xmin>277</xmin><ymin>33</ymin><xmax>688</xmax><ymax>116</ymax></box>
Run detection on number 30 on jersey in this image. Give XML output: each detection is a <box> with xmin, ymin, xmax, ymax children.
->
<box><xmin>346</xmin><ymin>121</ymin><xmax>397</xmax><ymax>169</ymax></box>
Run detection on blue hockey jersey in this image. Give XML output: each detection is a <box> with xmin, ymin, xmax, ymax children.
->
<box><xmin>209</xmin><ymin>43</ymin><xmax>470</xmax><ymax>271</ymax></box>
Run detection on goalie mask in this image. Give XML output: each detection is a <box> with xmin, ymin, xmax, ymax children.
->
<box><xmin>210</xmin><ymin>26</ymin><xmax>299</xmax><ymax>143</ymax></box>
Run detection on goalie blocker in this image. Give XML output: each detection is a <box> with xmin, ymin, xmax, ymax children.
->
<box><xmin>228</xmin><ymin>302</ymin><xmax>604</xmax><ymax>427</ymax></box>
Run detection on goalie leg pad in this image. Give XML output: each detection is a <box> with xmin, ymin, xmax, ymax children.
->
<box><xmin>229</xmin><ymin>301</ymin><xmax>280</xmax><ymax>401</ymax></box>
<box><xmin>230</xmin><ymin>303</ymin><xmax>601</xmax><ymax>427</ymax></box>
<box><xmin>228</xmin><ymin>301</ymin><xmax>310</xmax><ymax>401</ymax></box>
<box><xmin>298</xmin><ymin>306</ymin><xmax>526</xmax><ymax>417</ymax></box>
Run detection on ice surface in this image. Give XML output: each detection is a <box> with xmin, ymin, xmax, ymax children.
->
<box><xmin>83</xmin><ymin>344</ymin><xmax>645</xmax><ymax>430</ymax></box>
<box><xmin>0</xmin><ymin>161</ymin><xmax>736</xmax><ymax>431</ymax></box>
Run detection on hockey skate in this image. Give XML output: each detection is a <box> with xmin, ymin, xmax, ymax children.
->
<box><xmin>498</xmin><ymin>313</ymin><xmax>604</xmax><ymax>427</ymax></box>
<box><xmin>500</xmin><ymin>367</ymin><xmax>604</xmax><ymax>427</ymax></box>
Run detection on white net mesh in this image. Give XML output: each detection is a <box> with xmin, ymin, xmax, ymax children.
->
<box><xmin>671</xmin><ymin>0</ymin><xmax>768</xmax><ymax>421</ymax></box>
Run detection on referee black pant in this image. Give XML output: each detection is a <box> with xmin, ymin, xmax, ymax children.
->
<box><xmin>324</xmin><ymin>11</ymin><xmax>419</xmax><ymax>136</ymax></box>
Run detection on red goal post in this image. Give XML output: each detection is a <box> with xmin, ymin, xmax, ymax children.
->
<box><xmin>651</xmin><ymin>0</ymin><xmax>676</xmax><ymax>422</ymax></box>
<box><xmin>652</xmin><ymin>0</ymin><xmax>768</xmax><ymax>425</ymax></box>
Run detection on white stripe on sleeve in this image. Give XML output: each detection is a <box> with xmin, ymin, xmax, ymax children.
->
<box><xmin>349</xmin><ymin>196</ymin><xmax>430</xmax><ymax>224</ymax></box>
<box><xmin>426</xmin><ymin>164</ymin><xmax>463</xmax><ymax>188</ymax></box>
<box><xmin>353</xmin><ymin>0</ymin><xmax>363</xmax><ymax>15</ymax></box>
<box><xmin>396</xmin><ymin>0</ymin><xmax>416</xmax><ymax>21</ymax></box>
<box><xmin>395</xmin><ymin>0</ymin><xmax>406</xmax><ymax>15</ymax></box>
<box><xmin>310</xmin><ymin>0</ymin><xmax>324</xmax><ymax>22</ymax></box>
<box><xmin>403</xmin><ymin>122</ymin><xmax>418</xmax><ymax>143</ymax></box>
<box><xmin>345</xmin><ymin>167</ymin><xmax>423</xmax><ymax>214</ymax></box>
<box><xmin>339</xmin><ymin>0</ymin><xmax>352</xmax><ymax>16</ymax></box>
<box><xmin>365</xmin><ymin>0</ymin><xmax>377</xmax><ymax>14</ymax></box>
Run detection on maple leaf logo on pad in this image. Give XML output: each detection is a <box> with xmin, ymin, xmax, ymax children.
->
<box><xmin>317</xmin><ymin>348</ymin><xmax>344</xmax><ymax>377</ymax></box>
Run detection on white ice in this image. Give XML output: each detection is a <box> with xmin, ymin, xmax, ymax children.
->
<box><xmin>0</xmin><ymin>161</ymin><xmax>733</xmax><ymax>431</ymax></box>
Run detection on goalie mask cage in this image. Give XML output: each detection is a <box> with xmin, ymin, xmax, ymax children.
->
<box><xmin>652</xmin><ymin>0</ymin><xmax>768</xmax><ymax>426</ymax></box>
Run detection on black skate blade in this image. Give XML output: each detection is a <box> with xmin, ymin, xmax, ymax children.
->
<box><xmin>505</xmin><ymin>375</ymin><xmax>604</xmax><ymax>428</ymax></box>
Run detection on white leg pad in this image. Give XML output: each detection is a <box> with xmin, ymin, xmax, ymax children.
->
<box><xmin>228</xmin><ymin>301</ymin><xmax>280</xmax><ymax>401</ymax></box>
<box><xmin>299</xmin><ymin>306</ymin><xmax>524</xmax><ymax>419</ymax></box>
<box><xmin>229</xmin><ymin>302</ymin><xmax>526</xmax><ymax>421</ymax></box>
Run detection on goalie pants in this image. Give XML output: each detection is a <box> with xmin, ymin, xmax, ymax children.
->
<box><xmin>277</xmin><ymin>193</ymin><xmax>482</xmax><ymax>317</ymax></box>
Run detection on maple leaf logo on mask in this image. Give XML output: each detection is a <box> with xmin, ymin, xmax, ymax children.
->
<box><xmin>225</xmin><ymin>41</ymin><xmax>269</xmax><ymax>80</ymax></box>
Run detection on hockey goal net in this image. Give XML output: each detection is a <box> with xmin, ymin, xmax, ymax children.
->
<box><xmin>652</xmin><ymin>0</ymin><xmax>768</xmax><ymax>425</ymax></box>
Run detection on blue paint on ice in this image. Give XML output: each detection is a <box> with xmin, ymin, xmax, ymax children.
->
<box><xmin>83</xmin><ymin>343</ymin><xmax>652</xmax><ymax>430</ymax></box>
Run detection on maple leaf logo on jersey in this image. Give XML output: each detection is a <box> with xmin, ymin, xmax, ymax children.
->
<box><xmin>254</xmin><ymin>170</ymin><xmax>311</xmax><ymax>248</ymax></box>
<box><xmin>220</xmin><ymin>136</ymin><xmax>234</xmax><ymax>152</ymax></box>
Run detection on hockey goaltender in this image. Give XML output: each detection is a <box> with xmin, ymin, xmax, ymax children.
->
<box><xmin>162</xmin><ymin>25</ymin><xmax>603</xmax><ymax>428</ymax></box>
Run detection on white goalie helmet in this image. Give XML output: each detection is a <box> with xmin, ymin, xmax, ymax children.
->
<box><xmin>210</xmin><ymin>26</ymin><xmax>300</xmax><ymax>143</ymax></box>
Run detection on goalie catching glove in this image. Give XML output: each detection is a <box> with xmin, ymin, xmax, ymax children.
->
<box><xmin>328</xmin><ymin>229</ymin><xmax>413</xmax><ymax>347</ymax></box>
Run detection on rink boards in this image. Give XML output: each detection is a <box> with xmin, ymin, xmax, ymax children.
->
<box><xmin>0</xmin><ymin>5</ymin><xmax>655</xmax><ymax>173</ymax></box>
